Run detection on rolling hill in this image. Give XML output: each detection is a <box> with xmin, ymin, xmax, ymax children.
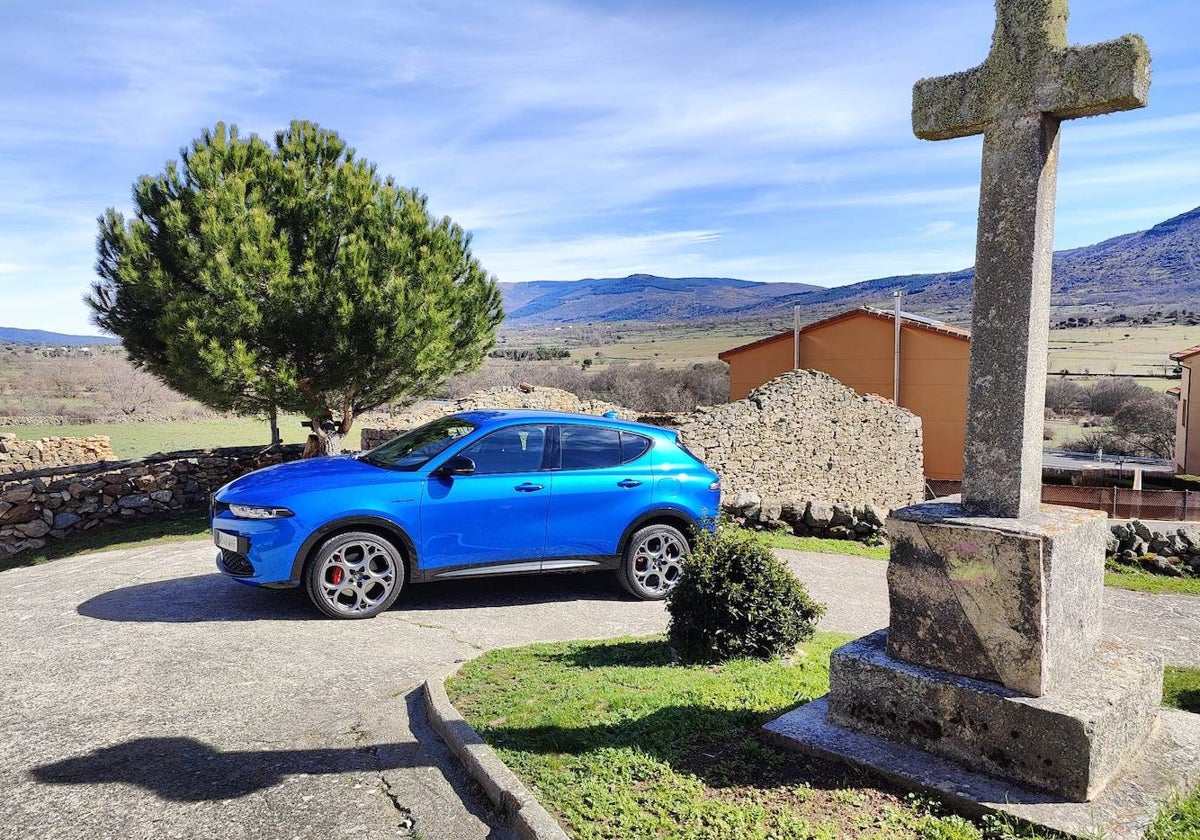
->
<box><xmin>499</xmin><ymin>206</ymin><xmax>1200</xmax><ymax>327</ymax></box>
<box><xmin>0</xmin><ymin>327</ymin><xmax>120</xmax><ymax>346</ymax></box>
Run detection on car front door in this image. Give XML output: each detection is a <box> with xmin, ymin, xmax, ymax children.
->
<box><xmin>419</xmin><ymin>424</ymin><xmax>553</xmax><ymax>574</ymax></box>
<box><xmin>543</xmin><ymin>424</ymin><xmax>655</xmax><ymax>560</ymax></box>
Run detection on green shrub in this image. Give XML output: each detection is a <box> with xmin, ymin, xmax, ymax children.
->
<box><xmin>1172</xmin><ymin>474</ymin><xmax>1200</xmax><ymax>492</ymax></box>
<box><xmin>666</xmin><ymin>527</ymin><xmax>824</xmax><ymax>663</ymax></box>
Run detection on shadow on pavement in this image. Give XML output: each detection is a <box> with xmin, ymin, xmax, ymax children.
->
<box><xmin>30</xmin><ymin>690</ymin><xmax>510</xmax><ymax>837</ymax></box>
<box><xmin>77</xmin><ymin>574</ymin><xmax>316</xmax><ymax>623</ymax></box>
<box><xmin>78</xmin><ymin>570</ymin><xmax>637</xmax><ymax>623</ymax></box>
<box><xmin>401</xmin><ymin>571</ymin><xmax>634</xmax><ymax>611</ymax></box>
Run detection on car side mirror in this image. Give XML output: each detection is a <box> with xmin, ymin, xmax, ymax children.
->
<box><xmin>436</xmin><ymin>455</ymin><xmax>476</xmax><ymax>477</ymax></box>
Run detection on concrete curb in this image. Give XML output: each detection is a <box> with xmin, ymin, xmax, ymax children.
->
<box><xmin>424</xmin><ymin>665</ymin><xmax>570</xmax><ymax>840</ymax></box>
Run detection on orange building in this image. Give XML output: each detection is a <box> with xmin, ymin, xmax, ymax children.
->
<box><xmin>718</xmin><ymin>307</ymin><xmax>971</xmax><ymax>480</ymax></box>
<box><xmin>1169</xmin><ymin>345</ymin><xmax>1200</xmax><ymax>474</ymax></box>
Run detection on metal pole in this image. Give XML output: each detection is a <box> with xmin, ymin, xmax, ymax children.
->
<box><xmin>793</xmin><ymin>305</ymin><xmax>801</xmax><ymax>370</ymax></box>
<box><xmin>893</xmin><ymin>290</ymin><xmax>904</xmax><ymax>405</ymax></box>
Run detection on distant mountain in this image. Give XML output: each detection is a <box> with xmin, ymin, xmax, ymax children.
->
<box><xmin>499</xmin><ymin>206</ymin><xmax>1200</xmax><ymax>327</ymax></box>
<box><xmin>499</xmin><ymin>274</ymin><xmax>820</xmax><ymax>325</ymax></box>
<box><xmin>0</xmin><ymin>327</ymin><xmax>120</xmax><ymax>346</ymax></box>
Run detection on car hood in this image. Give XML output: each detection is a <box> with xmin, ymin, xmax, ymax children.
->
<box><xmin>216</xmin><ymin>454</ymin><xmax>417</xmax><ymax>504</ymax></box>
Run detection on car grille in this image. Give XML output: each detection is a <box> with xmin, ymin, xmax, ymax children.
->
<box><xmin>219</xmin><ymin>550</ymin><xmax>254</xmax><ymax>577</ymax></box>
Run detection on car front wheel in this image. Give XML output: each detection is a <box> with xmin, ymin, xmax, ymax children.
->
<box><xmin>618</xmin><ymin>523</ymin><xmax>689</xmax><ymax>600</ymax></box>
<box><xmin>305</xmin><ymin>531</ymin><xmax>405</xmax><ymax>619</ymax></box>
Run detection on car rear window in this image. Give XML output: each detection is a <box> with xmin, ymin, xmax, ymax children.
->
<box><xmin>620</xmin><ymin>432</ymin><xmax>652</xmax><ymax>464</ymax></box>
<box><xmin>560</xmin><ymin>426</ymin><xmax>622</xmax><ymax>470</ymax></box>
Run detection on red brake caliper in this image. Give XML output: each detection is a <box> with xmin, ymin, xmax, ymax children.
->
<box><xmin>330</xmin><ymin>567</ymin><xmax>344</xmax><ymax>585</ymax></box>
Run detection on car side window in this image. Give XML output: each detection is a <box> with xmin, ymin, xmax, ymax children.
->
<box><xmin>459</xmin><ymin>424</ymin><xmax>550</xmax><ymax>475</ymax></box>
<box><xmin>620</xmin><ymin>432</ymin><xmax>652</xmax><ymax>464</ymax></box>
<box><xmin>560</xmin><ymin>426</ymin><xmax>622</xmax><ymax>470</ymax></box>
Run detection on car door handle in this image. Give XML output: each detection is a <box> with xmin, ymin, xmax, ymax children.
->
<box><xmin>617</xmin><ymin>479</ymin><xmax>643</xmax><ymax>488</ymax></box>
<box><xmin>514</xmin><ymin>483</ymin><xmax>544</xmax><ymax>492</ymax></box>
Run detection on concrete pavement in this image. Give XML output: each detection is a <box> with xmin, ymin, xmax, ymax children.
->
<box><xmin>2</xmin><ymin>542</ymin><xmax>1196</xmax><ymax>840</ymax></box>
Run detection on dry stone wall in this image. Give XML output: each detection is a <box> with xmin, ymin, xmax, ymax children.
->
<box><xmin>0</xmin><ymin>445</ymin><xmax>303</xmax><ymax>559</ymax></box>
<box><xmin>668</xmin><ymin>371</ymin><xmax>924</xmax><ymax>529</ymax></box>
<box><xmin>363</xmin><ymin>372</ymin><xmax>925</xmax><ymax>540</ymax></box>
<box><xmin>0</xmin><ymin>433</ymin><xmax>115</xmax><ymax>475</ymax></box>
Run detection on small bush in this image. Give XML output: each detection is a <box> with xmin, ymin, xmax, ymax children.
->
<box><xmin>666</xmin><ymin>527</ymin><xmax>824</xmax><ymax>663</ymax></box>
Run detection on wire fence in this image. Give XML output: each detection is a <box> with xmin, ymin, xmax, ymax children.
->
<box><xmin>924</xmin><ymin>479</ymin><xmax>1200</xmax><ymax>521</ymax></box>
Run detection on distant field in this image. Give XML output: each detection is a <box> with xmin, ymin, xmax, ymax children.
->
<box><xmin>5</xmin><ymin>416</ymin><xmax>309</xmax><ymax>460</ymax></box>
<box><xmin>1048</xmin><ymin>324</ymin><xmax>1195</xmax><ymax>383</ymax></box>
<box><xmin>498</xmin><ymin>322</ymin><xmax>776</xmax><ymax>368</ymax></box>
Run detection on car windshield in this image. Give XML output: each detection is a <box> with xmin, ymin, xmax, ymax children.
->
<box><xmin>360</xmin><ymin>416</ymin><xmax>477</xmax><ymax>471</ymax></box>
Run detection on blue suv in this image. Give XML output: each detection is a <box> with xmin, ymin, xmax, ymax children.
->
<box><xmin>211</xmin><ymin>410</ymin><xmax>721</xmax><ymax>618</ymax></box>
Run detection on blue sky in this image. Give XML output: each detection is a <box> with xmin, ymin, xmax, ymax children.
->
<box><xmin>2</xmin><ymin>0</ymin><xmax>1198</xmax><ymax>335</ymax></box>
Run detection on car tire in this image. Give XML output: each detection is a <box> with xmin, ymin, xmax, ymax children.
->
<box><xmin>617</xmin><ymin>523</ymin><xmax>689</xmax><ymax>601</ymax></box>
<box><xmin>304</xmin><ymin>531</ymin><xmax>406</xmax><ymax>619</ymax></box>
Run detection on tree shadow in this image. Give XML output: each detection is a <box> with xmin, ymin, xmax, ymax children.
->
<box><xmin>475</xmin><ymin>701</ymin><xmax>898</xmax><ymax>795</ymax></box>
<box><xmin>30</xmin><ymin>688</ymin><xmax>505</xmax><ymax>838</ymax></box>
<box><xmin>77</xmin><ymin>574</ymin><xmax>317</xmax><ymax>623</ymax></box>
<box><xmin>541</xmin><ymin>637</ymin><xmax>678</xmax><ymax>668</ymax></box>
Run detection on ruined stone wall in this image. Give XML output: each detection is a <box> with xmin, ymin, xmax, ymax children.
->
<box><xmin>668</xmin><ymin>370</ymin><xmax>924</xmax><ymax>515</ymax></box>
<box><xmin>0</xmin><ymin>445</ymin><xmax>303</xmax><ymax>559</ymax></box>
<box><xmin>0</xmin><ymin>433</ymin><xmax>115</xmax><ymax>475</ymax></box>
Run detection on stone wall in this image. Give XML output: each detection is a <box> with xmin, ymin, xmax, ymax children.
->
<box><xmin>669</xmin><ymin>370</ymin><xmax>924</xmax><ymax>520</ymax></box>
<box><xmin>0</xmin><ymin>433</ymin><xmax>115</xmax><ymax>475</ymax></box>
<box><xmin>0</xmin><ymin>445</ymin><xmax>303</xmax><ymax>559</ymax></box>
<box><xmin>363</xmin><ymin>372</ymin><xmax>925</xmax><ymax>537</ymax></box>
<box><xmin>361</xmin><ymin>387</ymin><xmax>633</xmax><ymax>450</ymax></box>
<box><xmin>1108</xmin><ymin>519</ymin><xmax>1200</xmax><ymax>578</ymax></box>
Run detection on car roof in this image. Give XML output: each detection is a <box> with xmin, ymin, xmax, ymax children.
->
<box><xmin>453</xmin><ymin>408</ymin><xmax>671</xmax><ymax>436</ymax></box>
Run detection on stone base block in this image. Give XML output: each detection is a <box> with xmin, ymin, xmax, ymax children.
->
<box><xmin>764</xmin><ymin>699</ymin><xmax>1200</xmax><ymax>840</ymax></box>
<box><xmin>886</xmin><ymin>499</ymin><xmax>1107</xmax><ymax>696</ymax></box>
<box><xmin>827</xmin><ymin>630</ymin><xmax>1161</xmax><ymax>801</ymax></box>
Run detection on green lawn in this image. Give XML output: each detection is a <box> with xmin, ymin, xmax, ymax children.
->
<box><xmin>756</xmin><ymin>530</ymin><xmax>890</xmax><ymax>561</ymax></box>
<box><xmin>3</xmin><ymin>416</ymin><xmax>310</xmax><ymax>459</ymax></box>
<box><xmin>1105</xmin><ymin>566</ymin><xmax>1200</xmax><ymax>596</ymax></box>
<box><xmin>449</xmin><ymin>634</ymin><xmax>1200</xmax><ymax>839</ymax></box>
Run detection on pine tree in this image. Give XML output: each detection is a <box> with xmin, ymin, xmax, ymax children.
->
<box><xmin>88</xmin><ymin>121</ymin><xmax>503</xmax><ymax>453</ymax></box>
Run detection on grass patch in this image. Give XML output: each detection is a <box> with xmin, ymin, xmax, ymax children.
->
<box><xmin>756</xmin><ymin>529</ymin><xmax>889</xmax><ymax>561</ymax></box>
<box><xmin>0</xmin><ymin>507</ymin><xmax>211</xmax><ymax>573</ymax></box>
<box><xmin>1104</xmin><ymin>566</ymin><xmax>1200</xmax><ymax>596</ymax></box>
<box><xmin>449</xmin><ymin>634</ymin><xmax>1115</xmax><ymax>839</ymax></box>
<box><xmin>4</xmin><ymin>416</ymin><xmax>308</xmax><ymax>459</ymax></box>
<box><xmin>1164</xmin><ymin>667</ymin><xmax>1200</xmax><ymax>715</ymax></box>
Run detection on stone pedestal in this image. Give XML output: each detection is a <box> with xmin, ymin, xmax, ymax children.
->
<box><xmin>764</xmin><ymin>498</ymin><xmax>1200</xmax><ymax>838</ymax></box>
<box><xmin>828</xmin><ymin>630</ymin><xmax>1161</xmax><ymax>800</ymax></box>
<box><xmin>886</xmin><ymin>500</ymin><xmax>1106</xmax><ymax>696</ymax></box>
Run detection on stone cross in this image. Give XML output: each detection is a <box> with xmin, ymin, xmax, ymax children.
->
<box><xmin>913</xmin><ymin>0</ymin><xmax>1149</xmax><ymax>518</ymax></box>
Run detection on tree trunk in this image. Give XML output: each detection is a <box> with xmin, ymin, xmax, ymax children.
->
<box><xmin>268</xmin><ymin>407</ymin><xmax>282</xmax><ymax>448</ymax></box>
<box><xmin>302</xmin><ymin>417</ymin><xmax>342</xmax><ymax>457</ymax></box>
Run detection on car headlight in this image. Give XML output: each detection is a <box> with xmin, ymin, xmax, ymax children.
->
<box><xmin>228</xmin><ymin>503</ymin><xmax>294</xmax><ymax>520</ymax></box>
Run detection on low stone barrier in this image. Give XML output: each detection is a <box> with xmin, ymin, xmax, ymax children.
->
<box><xmin>0</xmin><ymin>433</ymin><xmax>115</xmax><ymax>475</ymax></box>
<box><xmin>0</xmin><ymin>445</ymin><xmax>303</xmax><ymax>559</ymax></box>
<box><xmin>1108</xmin><ymin>519</ymin><xmax>1200</xmax><ymax>578</ymax></box>
<box><xmin>723</xmin><ymin>493</ymin><xmax>887</xmax><ymax>541</ymax></box>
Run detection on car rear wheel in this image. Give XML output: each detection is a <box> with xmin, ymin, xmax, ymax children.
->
<box><xmin>304</xmin><ymin>531</ymin><xmax>405</xmax><ymax>619</ymax></box>
<box><xmin>618</xmin><ymin>523</ymin><xmax>689</xmax><ymax>600</ymax></box>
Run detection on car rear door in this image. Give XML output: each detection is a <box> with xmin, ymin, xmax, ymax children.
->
<box><xmin>542</xmin><ymin>424</ymin><xmax>655</xmax><ymax>560</ymax></box>
<box><xmin>419</xmin><ymin>423</ymin><xmax>552</xmax><ymax>573</ymax></box>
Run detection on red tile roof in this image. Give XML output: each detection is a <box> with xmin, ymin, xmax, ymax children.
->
<box><xmin>1170</xmin><ymin>344</ymin><xmax>1200</xmax><ymax>362</ymax></box>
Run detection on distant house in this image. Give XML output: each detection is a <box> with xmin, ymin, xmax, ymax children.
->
<box><xmin>718</xmin><ymin>307</ymin><xmax>970</xmax><ymax>480</ymax></box>
<box><xmin>1169</xmin><ymin>345</ymin><xmax>1200</xmax><ymax>474</ymax></box>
